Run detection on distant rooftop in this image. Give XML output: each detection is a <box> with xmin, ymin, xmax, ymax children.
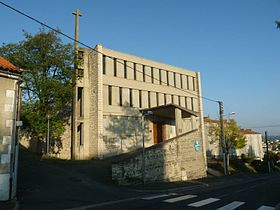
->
<box><xmin>204</xmin><ymin>117</ymin><xmax>227</xmax><ymax>124</ymax></box>
<box><xmin>0</xmin><ymin>57</ymin><xmax>21</xmax><ymax>74</ymax></box>
<box><xmin>240</xmin><ymin>129</ymin><xmax>260</xmax><ymax>135</ymax></box>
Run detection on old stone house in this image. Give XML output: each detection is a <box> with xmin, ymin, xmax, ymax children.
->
<box><xmin>0</xmin><ymin>57</ymin><xmax>21</xmax><ymax>201</ymax></box>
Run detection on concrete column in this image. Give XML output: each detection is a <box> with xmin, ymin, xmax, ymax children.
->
<box><xmin>196</xmin><ymin>72</ymin><xmax>207</xmax><ymax>168</ymax></box>
<box><xmin>96</xmin><ymin>44</ymin><xmax>104</xmax><ymax>159</ymax></box>
<box><xmin>175</xmin><ymin>108</ymin><xmax>182</xmax><ymax>136</ymax></box>
<box><xmin>81</xmin><ymin>48</ymin><xmax>90</xmax><ymax>159</ymax></box>
<box><xmin>191</xmin><ymin>115</ymin><xmax>196</xmax><ymax>130</ymax></box>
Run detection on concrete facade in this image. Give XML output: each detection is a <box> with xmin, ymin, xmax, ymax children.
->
<box><xmin>112</xmin><ymin>129</ymin><xmax>206</xmax><ymax>185</ymax></box>
<box><xmin>0</xmin><ymin>57</ymin><xmax>21</xmax><ymax>201</ymax></box>
<box><xmin>237</xmin><ymin>129</ymin><xmax>264</xmax><ymax>160</ymax></box>
<box><xmin>72</xmin><ymin>45</ymin><xmax>206</xmax><ymax>160</ymax></box>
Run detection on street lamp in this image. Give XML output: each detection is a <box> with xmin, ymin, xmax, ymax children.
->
<box><xmin>227</xmin><ymin>112</ymin><xmax>235</xmax><ymax>119</ymax></box>
<box><xmin>221</xmin><ymin>112</ymin><xmax>235</xmax><ymax>119</ymax></box>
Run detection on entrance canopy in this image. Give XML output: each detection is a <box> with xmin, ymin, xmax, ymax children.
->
<box><xmin>140</xmin><ymin>103</ymin><xmax>198</xmax><ymax>120</ymax></box>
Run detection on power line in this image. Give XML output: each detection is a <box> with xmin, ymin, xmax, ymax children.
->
<box><xmin>0</xmin><ymin>1</ymin><xmax>219</xmax><ymax>103</ymax></box>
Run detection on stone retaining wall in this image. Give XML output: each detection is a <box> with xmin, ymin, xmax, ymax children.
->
<box><xmin>112</xmin><ymin>129</ymin><xmax>206</xmax><ymax>185</ymax></box>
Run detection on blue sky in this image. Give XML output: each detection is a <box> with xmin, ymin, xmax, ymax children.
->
<box><xmin>1</xmin><ymin>0</ymin><xmax>280</xmax><ymax>135</ymax></box>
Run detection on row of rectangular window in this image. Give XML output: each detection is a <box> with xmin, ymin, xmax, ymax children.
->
<box><xmin>107</xmin><ymin>85</ymin><xmax>196</xmax><ymax>111</ymax></box>
<box><xmin>102</xmin><ymin>55</ymin><xmax>196</xmax><ymax>91</ymax></box>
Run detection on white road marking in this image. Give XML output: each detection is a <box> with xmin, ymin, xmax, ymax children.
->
<box><xmin>256</xmin><ymin>206</ymin><xmax>275</xmax><ymax>210</ymax></box>
<box><xmin>188</xmin><ymin>198</ymin><xmax>220</xmax><ymax>207</ymax></box>
<box><xmin>163</xmin><ymin>195</ymin><xmax>197</xmax><ymax>203</ymax></box>
<box><xmin>142</xmin><ymin>193</ymin><xmax>177</xmax><ymax>200</ymax></box>
<box><xmin>216</xmin><ymin>201</ymin><xmax>245</xmax><ymax>210</ymax></box>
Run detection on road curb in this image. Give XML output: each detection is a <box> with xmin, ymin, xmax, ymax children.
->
<box><xmin>124</xmin><ymin>181</ymin><xmax>209</xmax><ymax>193</ymax></box>
<box><xmin>123</xmin><ymin>174</ymin><xmax>276</xmax><ymax>194</ymax></box>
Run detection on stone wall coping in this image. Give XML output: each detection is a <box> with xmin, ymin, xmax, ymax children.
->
<box><xmin>112</xmin><ymin>129</ymin><xmax>199</xmax><ymax>164</ymax></box>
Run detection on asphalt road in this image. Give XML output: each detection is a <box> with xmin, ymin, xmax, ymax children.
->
<box><xmin>17</xmin><ymin>150</ymin><xmax>280</xmax><ymax>210</ymax></box>
<box><xmin>17</xmin><ymin>150</ymin><xmax>140</xmax><ymax>210</ymax></box>
<box><xmin>66</xmin><ymin>174</ymin><xmax>280</xmax><ymax>210</ymax></box>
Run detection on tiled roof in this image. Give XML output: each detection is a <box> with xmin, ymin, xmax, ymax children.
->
<box><xmin>240</xmin><ymin>129</ymin><xmax>260</xmax><ymax>135</ymax></box>
<box><xmin>0</xmin><ymin>57</ymin><xmax>21</xmax><ymax>73</ymax></box>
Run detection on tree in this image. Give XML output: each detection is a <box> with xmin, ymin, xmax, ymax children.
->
<box><xmin>0</xmin><ymin>29</ymin><xmax>74</xmax><ymax>151</ymax></box>
<box><xmin>208</xmin><ymin>119</ymin><xmax>246</xmax><ymax>166</ymax></box>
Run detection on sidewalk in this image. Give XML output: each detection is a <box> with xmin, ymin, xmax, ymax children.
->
<box><xmin>123</xmin><ymin>173</ymin><xmax>278</xmax><ymax>193</ymax></box>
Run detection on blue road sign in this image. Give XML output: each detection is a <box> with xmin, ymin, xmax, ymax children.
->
<box><xmin>194</xmin><ymin>140</ymin><xmax>201</xmax><ymax>152</ymax></box>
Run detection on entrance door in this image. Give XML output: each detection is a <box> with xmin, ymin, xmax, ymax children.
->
<box><xmin>153</xmin><ymin>123</ymin><xmax>165</xmax><ymax>144</ymax></box>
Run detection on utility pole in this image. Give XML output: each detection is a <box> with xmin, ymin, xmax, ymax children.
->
<box><xmin>71</xmin><ymin>9</ymin><xmax>82</xmax><ymax>160</ymax></box>
<box><xmin>219</xmin><ymin>101</ymin><xmax>228</xmax><ymax>175</ymax></box>
<box><xmin>265</xmin><ymin>131</ymin><xmax>271</xmax><ymax>173</ymax></box>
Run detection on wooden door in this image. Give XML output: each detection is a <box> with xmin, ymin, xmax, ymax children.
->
<box><xmin>153</xmin><ymin>123</ymin><xmax>165</xmax><ymax>144</ymax></box>
<box><xmin>153</xmin><ymin>123</ymin><xmax>158</xmax><ymax>144</ymax></box>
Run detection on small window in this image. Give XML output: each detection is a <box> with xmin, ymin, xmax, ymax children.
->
<box><xmin>114</xmin><ymin>58</ymin><xmax>117</xmax><ymax>77</ymax></box>
<box><xmin>129</xmin><ymin>88</ymin><xmax>133</xmax><ymax>107</ymax></box>
<box><xmin>180</xmin><ymin>74</ymin><xmax>183</xmax><ymax>89</ymax></box>
<box><xmin>178</xmin><ymin>96</ymin><xmax>181</xmax><ymax>106</ymax></box>
<box><xmin>124</xmin><ymin>60</ymin><xmax>127</xmax><ymax>79</ymax></box>
<box><xmin>159</xmin><ymin>69</ymin><xmax>162</xmax><ymax>85</ymax></box>
<box><xmin>148</xmin><ymin>91</ymin><xmax>151</xmax><ymax>108</ymax></box>
<box><xmin>78</xmin><ymin>51</ymin><xmax>84</xmax><ymax>60</ymax></box>
<box><xmin>173</xmin><ymin>72</ymin><xmax>176</xmax><ymax>87</ymax></box>
<box><xmin>156</xmin><ymin>92</ymin><xmax>159</xmax><ymax>106</ymax></box>
<box><xmin>193</xmin><ymin>77</ymin><xmax>196</xmax><ymax>91</ymax></box>
<box><xmin>119</xmin><ymin>87</ymin><xmax>122</xmax><ymax>106</ymax></box>
<box><xmin>139</xmin><ymin>90</ymin><xmax>142</xmax><ymax>108</ymax></box>
<box><xmin>134</xmin><ymin>63</ymin><xmax>137</xmax><ymax>80</ymax></box>
<box><xmin>78</xmin><ymin>123</ymin><xmax>83</xmax><ymax>146</ymax></box>
<box><xmin>77</xmin><ymin>87</ymin><xmax>83</xmax><ymax>117</ymax></box>
<box><xmin>151</xmin><ymin>67</ymin><xmax>154</xmax><ymax>83</ymax></box>
<box><xmin>108</xmin><ymin>86</ymin><xmax>112</xmax><ymax>105</ymax></box>
<box><xmin>143</xmin><ymin>65</ymin><xmax>145</xmax><ymax>82</ymax></box>
<box><xmin>77</xmin><ymin>68</ymin><xmax>84</xmax><ymax>78</ymax></box>
<box><xmin>191</xmin><ymin>97</ymin><xmax>194</xmax><ymax>110</ymax></box>
<box><xmin>164</xmin><ymin>93</ymin><xmax>167</xmax><ymax>105</ymax></box>
<box><xmin>171</xmin><ymin>95</ymin><xmax>174</xmax><ymax>104</ymax></box>
<box><xmin>185</xmin><ymin>97</ymin><xmax>188</xmax><ymax>108</ymax></box>
<box><xmin>186</xmin><ymin>76</ymin><xmax>189</xmax><ymax>90</ymax></box>
<box><xmin>103</xmin><ymin>55</ymin><xmax>106</xmax><ymax>74</ymax></box>
<box><xmin>166</xmin><ymin>71</ymin><xmax>169</xmax><ymax>86</ymax></box>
